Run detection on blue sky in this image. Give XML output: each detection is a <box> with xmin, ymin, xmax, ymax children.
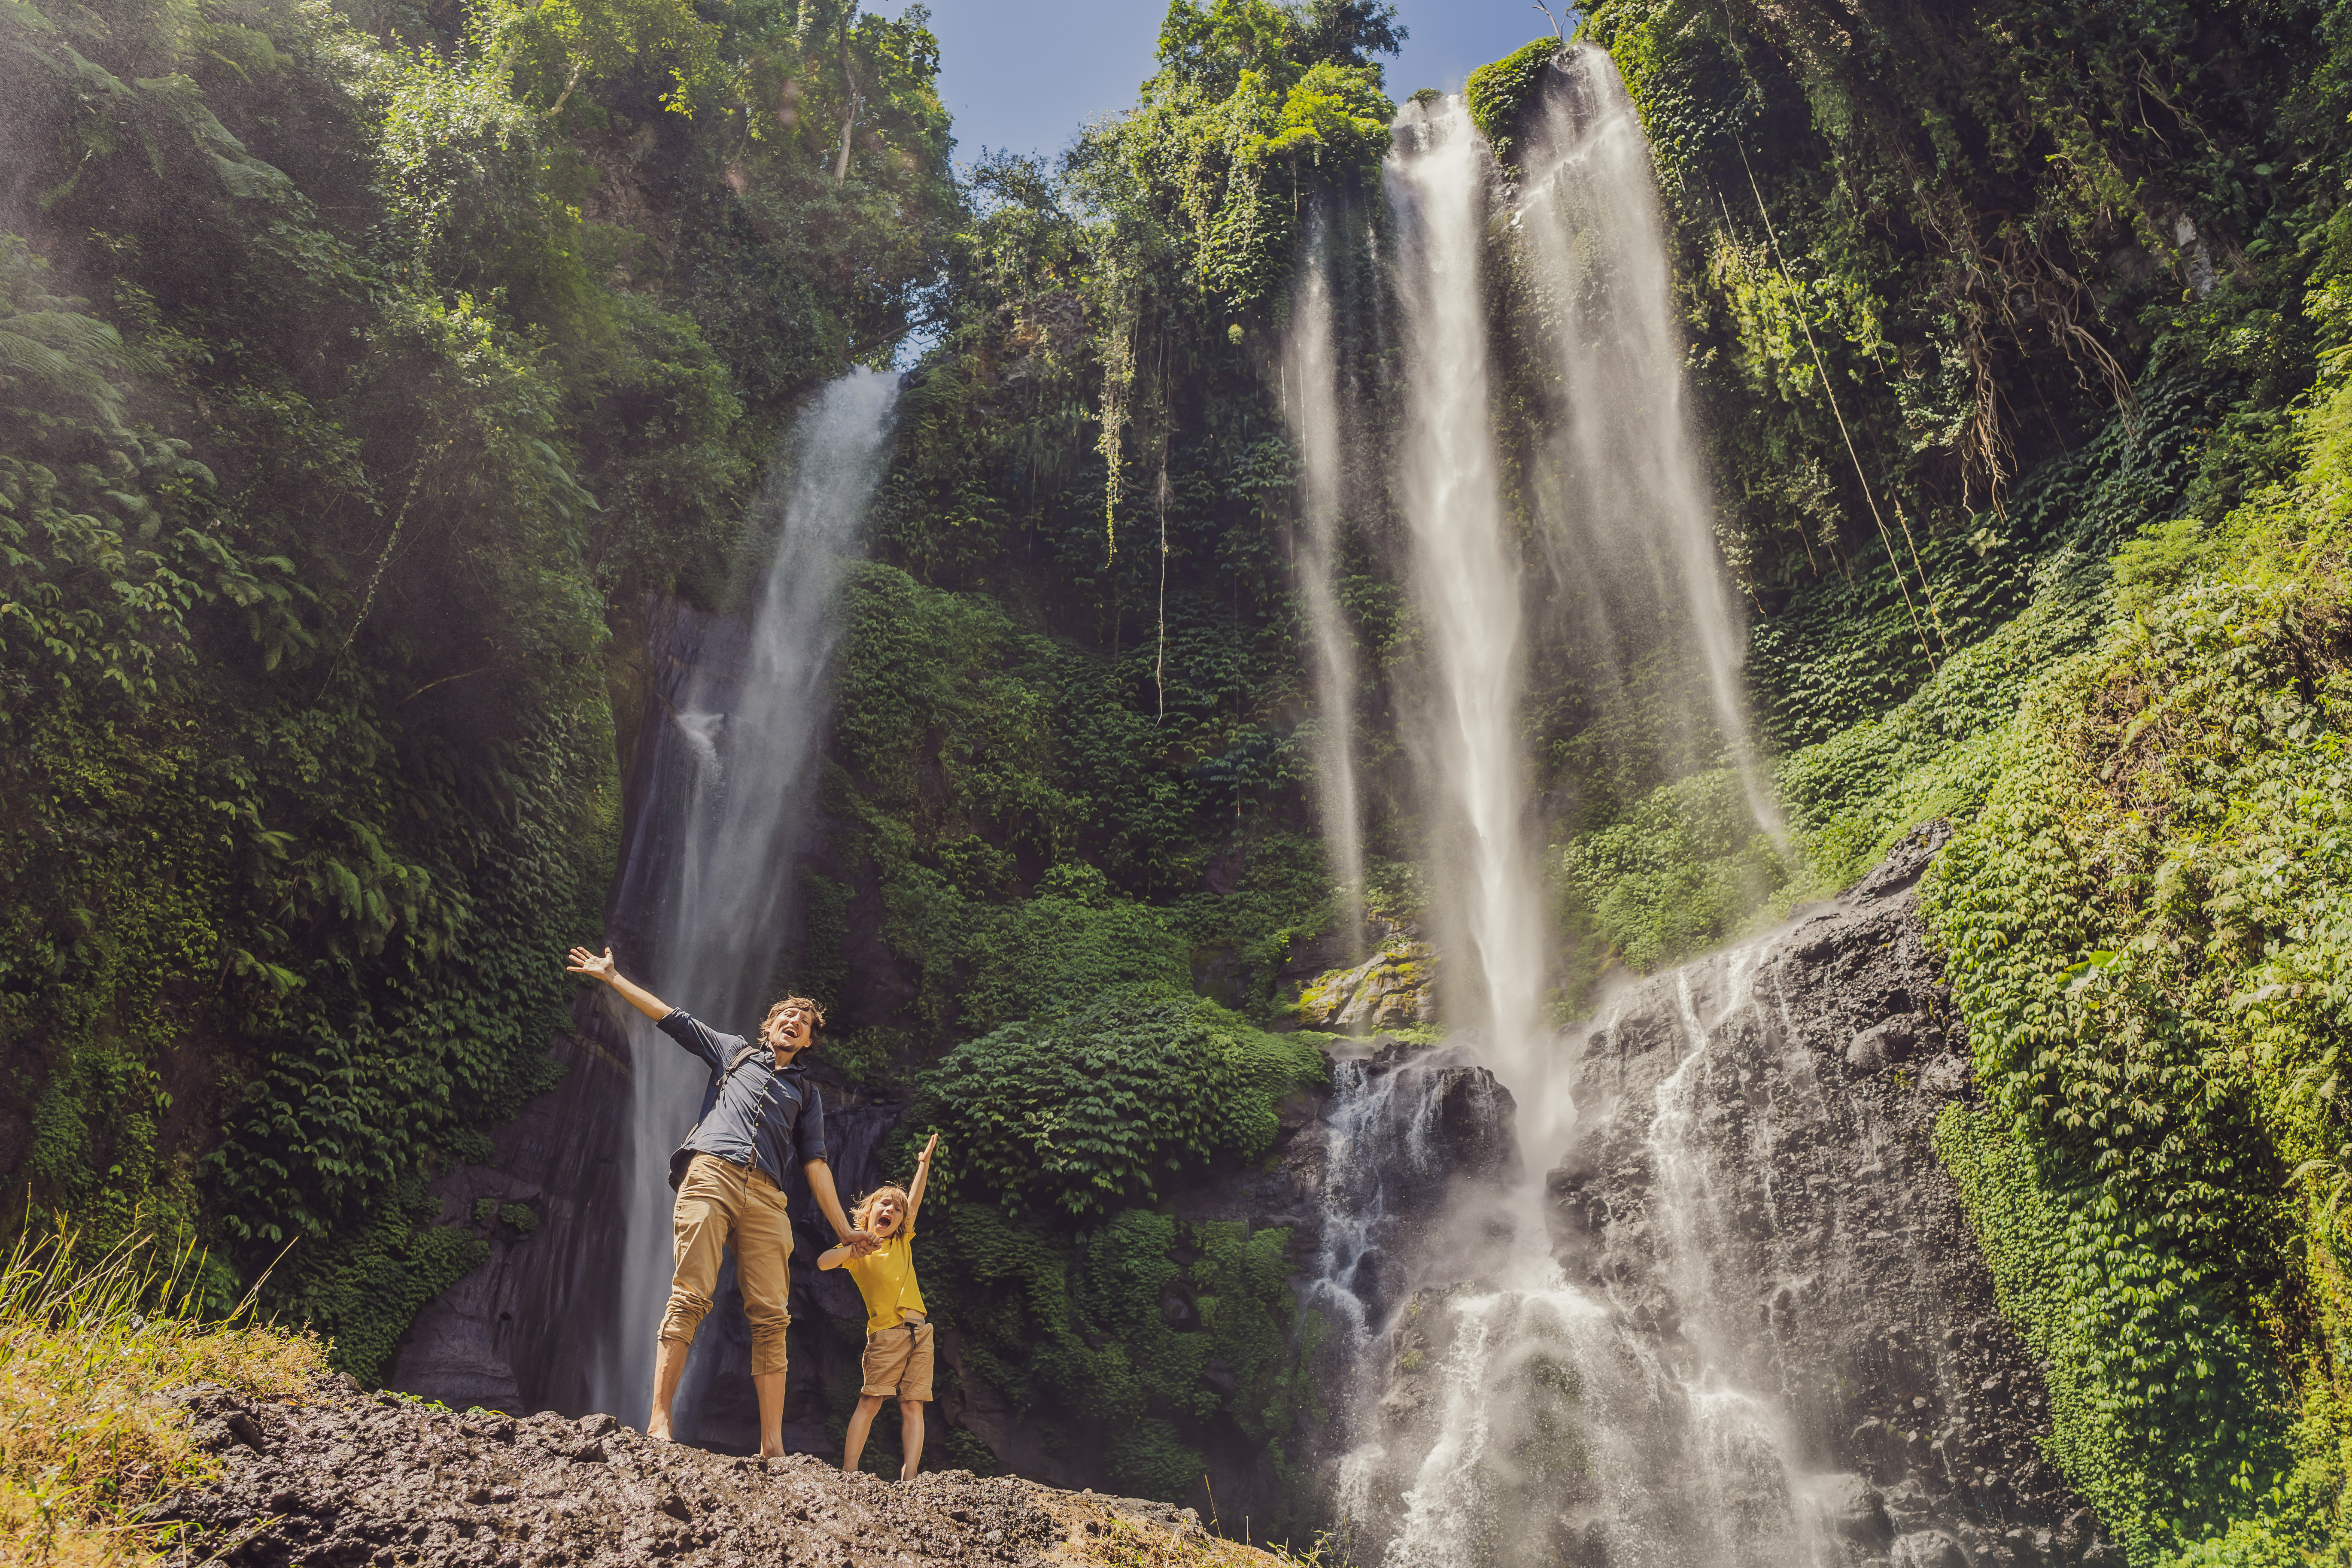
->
<box><xmin>867</xmin><ymin>0</ymin><xmax>1562</xmax><ymax>164</ymax></box>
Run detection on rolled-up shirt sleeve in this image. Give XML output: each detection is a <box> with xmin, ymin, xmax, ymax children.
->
<box><xmin>797</xmin><ymin>1083</ymin><xmax>830</xmax><ymax>1167</ymax></box>
<box><xmin>657</xmin><ymin>1009</ymin><xmax>728</xmax><ymax>1070</ymax></box>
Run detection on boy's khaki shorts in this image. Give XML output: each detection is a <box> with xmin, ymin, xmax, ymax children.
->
<box><xmin>860</xmin><ymin>1319</ymin><xmax>934</xmax><ymax>1400</ymax></box>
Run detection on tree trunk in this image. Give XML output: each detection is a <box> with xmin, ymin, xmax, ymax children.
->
<box><xmin>833</xmin><ymin>8</ymin><xmax>859</xmax><ymax>184</ymax></box>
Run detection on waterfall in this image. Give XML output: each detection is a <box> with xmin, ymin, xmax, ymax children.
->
<box><xmin>1328</xmin><ymin>940</ymin><xmax>1850</xmax><ymax>1568</ymax></box>
<box><xmin>1516</xmin><ymin>45</ymin><xmax>1783</xmax><ymax>839</ymax></box>
<box><xmin>1282</xmin><ymin>215</ymin><xmax>1368</xmax><ymax>949</ymax></box>
<box><xmin>1312</xmin><ymin>72</ymin><xmax>2063</xmax><ymax>1568</ymax></box>
<box><xmin>591</xmin><ymin>368</ymin><xmax>898</xmax><ymax>1425</ymax></box>
<box><xmin>1386</xmin><ymin>97</ymin><xmax>1557</xmax><ymax>1126</ymax></box>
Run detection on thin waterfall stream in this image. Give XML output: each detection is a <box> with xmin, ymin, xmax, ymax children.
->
<box><xmin>1282</xmin><ymin>215</ymin><xmax>1368</xmax><ymax>950</ymax></box>
<box><xmin>1516</xmin><ymin>46</ymin><xmax>1783</xmax><ymax>841</ymax></box>
<box><xmin>590</xmin><ymin>368</ymin><xmax>898</xmax><ymax>1428</ymax></box>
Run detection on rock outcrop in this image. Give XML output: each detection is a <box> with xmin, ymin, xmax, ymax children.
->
<box><xmin>161</xmin><ymin>1379</ymin><xmax>1277</xmax><ymax>1568</ymax></box>
<box><xmin>1294</xmin><ymin>944</ymin><xmax>1438</xmax><ymax>1031</ymax></box>
<box><xmin>1329</xmin><ymin>827</ymin><xmax>2112</xmax><ymax>1567</ymax></box>
<box><xmin>1543</xmin><ymin>824</ymin><xmax>2098</xmax><ymax>1563</ymax></box>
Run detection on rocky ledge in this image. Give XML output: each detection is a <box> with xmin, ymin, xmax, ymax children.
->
<box><xmin>160</xmin><ymin>1380</ymin><xmax>1277</xmax><ymax>1568</ymax></box>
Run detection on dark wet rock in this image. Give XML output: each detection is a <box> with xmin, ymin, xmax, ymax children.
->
<box><xmin>1892</xmin><ymin>1529</ymin><xmax>1969</xmax><ymax>1568</ymax></box>
<box><xmin>1541</xmin><ymin>822</ymin><xmax>2093</xmax><ymax>1558</ymax></box>
<box><xmin>385</xmin><ymin>1011</ymin><xmax>632</xmax><ymax>1416</ymax></box>
<box><xmin>1325</xmin><ymin>827</ymin><xmax>2102</xmax><ymax>1567</ymax></box>
<box><xmin>1805</xmin><ymin>1473</ymin><xmax>1894</xmax><ymax>1545</ymax></box>
<box><xmin>158</xmin><ymin>1377</ymin><xmax>1259</xmax><ymax>1568</ymax></box>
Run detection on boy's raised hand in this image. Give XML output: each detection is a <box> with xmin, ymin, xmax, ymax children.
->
<box><xmin>918</xmin><ymin>1132</ymin><xmax>939</xmax><ymax>1165</ymax></box>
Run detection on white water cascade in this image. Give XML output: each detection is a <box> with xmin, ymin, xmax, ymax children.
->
<box><xmin>591</xmin><ymin>368</ymin><xmax>897</xmax><ymax>1425</ymax></box>
<box><xmin>1322</xmin><ymin>947</ymin><xmax>1842</xmax><ymax>1568</ymax></box>
<box><xmin>1517</xmin><ymin>46</ymin><xmax>1783</xmax><ymax>839</ymax></box>
<box><xmin>1282</xmin><ymin>216</ymin><xmax>1368</xmax><ymax>945</ymax></box>
<box><xmin>1317</xmin><ymin>69</ymin><xmax>1882</xmax><ymax>1568</ymax></box>
<box><xmin>1386</xmin><ymin>96</ymin><xmax>1557</xmax><ymax>1124</ymax></box>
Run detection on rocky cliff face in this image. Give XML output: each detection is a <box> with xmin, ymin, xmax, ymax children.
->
<box><xmin>160</xmin><ymin>1378</ymin><xmax>1268</xmax><ymax>1568</ymax></box>
<box><xmin>1328</xmin><ymin>828</ymin><xmax>2110</xmax><ymax>1568</ymax></box>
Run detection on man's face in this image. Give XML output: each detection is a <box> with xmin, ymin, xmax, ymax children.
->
<box><xmin>764</xmin><ymin>1004</ymin><xmax>814</xmax><ymax>1059</ymax></box>
<box><xmin>867</xmin><ymin>1195</ymin><xmax>904</xmax><ymax>1238</ymax></box>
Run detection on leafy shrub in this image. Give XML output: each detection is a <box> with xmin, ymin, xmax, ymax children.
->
<box><xmin>1918</xmin><ymin>456</ymin><xmax>2352</xmax><ymax>1559</ymax></box>
<box><xmin>1557</xmin><ymin>768</ymin><xmax>1790</xmax><ymax>972</ymax></box>
<box><xmin>913</xmin><ymin>985</ymin><xmax>1324</xmax><ymax>1219</ymax></box>
<box><xmin>1464</xmin><ymin>36</ymin><xmax>1562</xmax><ymax>166</ymax></box>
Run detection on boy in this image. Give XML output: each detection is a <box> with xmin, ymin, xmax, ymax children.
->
<box><xmin>820</xmin><ymin>1130</ymin><xmax>939</xmax><ymax>1480</ymax></box>
<box><xmin>565</xmin><ymin>945</ymin><xmax>875</xmax><ymax>1457</ymax></box>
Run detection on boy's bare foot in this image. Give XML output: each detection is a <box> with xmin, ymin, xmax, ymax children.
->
<box><xmin>647</xmin><ymin>1419</ymin><xmax>674</xmax><ymax>1443</ymax></box>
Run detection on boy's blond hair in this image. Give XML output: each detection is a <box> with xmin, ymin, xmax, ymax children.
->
<box><xmin>852</xmin><ymin>1184</ymin><xmax>912</xmax><ymax>1234</ymax></box>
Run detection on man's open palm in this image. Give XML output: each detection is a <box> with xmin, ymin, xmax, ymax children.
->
<box><xmin>567</xmin><ymin>945</ymin><xmax>617</xmax><ymax>979</ymax></box>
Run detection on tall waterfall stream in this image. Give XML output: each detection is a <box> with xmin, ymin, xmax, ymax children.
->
<box><xmin>592</xmin><ymin>368</ymin><xmax>897</xmax><ymax>1428</ymax></box>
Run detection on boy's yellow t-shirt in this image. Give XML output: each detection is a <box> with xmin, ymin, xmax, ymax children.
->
<box><xmin>842</xmin><ymin>1231</ymin><xmax>926</xmax><ymax>1335</ymax></box>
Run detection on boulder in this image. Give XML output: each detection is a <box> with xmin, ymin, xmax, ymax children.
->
<box><xmin>1297</xmin><ymin>944</ymin><xmax>1437</xmax><ymax>1030</ymax></box>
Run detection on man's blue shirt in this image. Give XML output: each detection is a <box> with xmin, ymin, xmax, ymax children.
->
<box><xmin>658</xmin><ymin>1010</ymin><xmax>829</xmax><ymax>1190</ymax></box>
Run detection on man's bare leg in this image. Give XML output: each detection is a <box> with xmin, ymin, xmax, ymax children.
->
<box><xmin>754</xmin><ymin>1371</ymin><xmax>788</xmax><ymax>1459</ymax></box>
<box><xmin>647</xmin><ymin>1337</ymin><xmax>690</xmax><ymax>1441</ymax></box>
<box><xmin>842</xmin><ymin>1393</ymin><xmax>887</xmax><ymax>1473</ymax></box>
<box><xmin>897</xmin><ymin>1399</ymin><xmax>924</xmax><ymax>1481</ymax></box>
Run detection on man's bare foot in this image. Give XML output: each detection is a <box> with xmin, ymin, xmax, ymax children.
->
<box><xmin>647</xmin><ymin>1420</ymin><xmax>674</xmax><ymax>1443</ymax></box>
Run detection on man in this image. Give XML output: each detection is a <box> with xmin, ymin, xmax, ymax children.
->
<box><xmin>566</xmin><ymin>945</ymin><xmax>875</xmax><ymax>1457</ymax></box>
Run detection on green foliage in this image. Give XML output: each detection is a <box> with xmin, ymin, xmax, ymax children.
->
<box><xmin>1462</xmin><ymin>38</ymin><xmax>1559</xmax><ymax>166</ymax></box>
<box><xmin>923</xmin><ymin>1201</ymin><xmax>1316</xmax><ymax>1530</ymax></box>
<box><xmin>1583</xmin><ymin>0</ymin><xmax>2352</xmax><ymax>604</ymax></box>
<box><xmin>1557</xmin><ymin>769</ymin><xmax>1790</xmax><ymax>973</ymax></box>
<box><xmin>885</xmin><ymin>971</ymin><xmax>1326</xmax><ymax>1521</ymax></box>
<box><xmin>912</xmin><ymin>985</ymin><xmax>1324</xmax><ymax>1219</ymax></box>
<box><xmin>1887</xmin><ymin>375</ymin><xmax>2352</xmax><ymax>1560</ymax></box>
<box><xmin>0</xmin><ymin>0</ymin><xmax>951</xmax><ymax>1378</ymax></box>
<box><xmin>1747</xmin><ymin>375</ymin><xmax>2215</xmax><ymax>748</ymax></box>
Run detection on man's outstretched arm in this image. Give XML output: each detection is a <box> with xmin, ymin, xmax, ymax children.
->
<box><xmin>566</xmin><ymin>945</ymin><xmax>672</xmax><ymax>1022</ymax></box>
<box><xmin>805</xmin><ymin>1159</ymin><xmax>878</xmax><ymax>1256</ymax></box>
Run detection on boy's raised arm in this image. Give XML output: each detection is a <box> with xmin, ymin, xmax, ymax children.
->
<box><xmin>906</xmin><ymin>1132</ymin><xmax>939</xmax><ymax>1227</ymax></box>
<box><xmin>566</xmin><ymin>945</ymin><xmax>672</xmax><ymax>1022</ymax></box>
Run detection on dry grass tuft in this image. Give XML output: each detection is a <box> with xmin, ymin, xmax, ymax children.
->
<box><xmin>0</xmin><ymin>1228</ymin><xmax>327</xmax><ymax>1565</ymax></box>
<box><xmin>1033</xmin><ymin>1492</ymin><xmax>1346</xmax><ymax>1568</ymax></box>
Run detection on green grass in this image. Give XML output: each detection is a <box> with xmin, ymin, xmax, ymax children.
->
<box><xmin>0</xmin><ymin>1228</ymin><xmax>327</xmax><ymax>1566</ymax></box>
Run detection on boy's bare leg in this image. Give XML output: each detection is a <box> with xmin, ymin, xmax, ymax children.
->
<box><xmin>647</xmin><ymin>1338</ymin><xmax>689</xmax><ymax>1441</ymax></box>
<box><xmin>842</xmin><ymin>1394</ymin><xmax>887</xmax><ymax>1473</ymax></box>
<box><xmin>897</xmin><ymin>1399</ymin><xmax>925</xmax><ymax>1481</ymax></box>
<box><xmin>754</xmin><ymin>1372</ymin><xmax>787</xmax><ymax>1459</ymax></box>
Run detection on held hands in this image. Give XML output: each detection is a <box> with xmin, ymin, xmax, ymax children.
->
<box><xmin>842</xmin><ymin>1229</ymin><xmax>881</xmax><ymax>1258</ymax></box>
<box><xmin>565</xmin><ymin>945</ymin><xmax>617</xmax><ymax>982</ymax></box>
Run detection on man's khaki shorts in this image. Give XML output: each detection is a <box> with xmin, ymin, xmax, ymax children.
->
<box><xmin>860</xmin><ymin>1319</ymin><xmax>934</xmax><ymax>1401</ymax></box>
